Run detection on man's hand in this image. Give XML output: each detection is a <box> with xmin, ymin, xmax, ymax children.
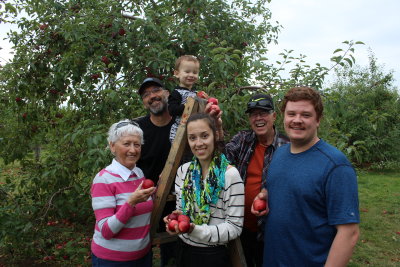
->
<box><xmin>204</xmin><ymin>102</ymin><xmax>224</xmax><ymax>141</ymax></box>
<box><xmin>251</xmin><ymin>188</ymin><xmax>269</xmax><ymax>216</ymax></box>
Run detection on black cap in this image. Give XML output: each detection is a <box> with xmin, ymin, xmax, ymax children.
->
<box><xmin>245</xmin><ymin>93</ymin><xmax>274</xmax><ymax>113</ymax></box>
<box><xmin>138</xmin><ymin>77</ymin><xmax>164</xmax><ymax>96</ymax></box>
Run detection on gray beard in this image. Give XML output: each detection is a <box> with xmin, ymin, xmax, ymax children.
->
<box><xmin>149</xmin><ymin>102</ymin><xmax>168</xmax><ymax>116</ymax></box>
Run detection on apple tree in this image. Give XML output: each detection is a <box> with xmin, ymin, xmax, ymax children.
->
<box><xmin>321</xmin><ymin>54</ymin><xmax>400</xmax><ymax>167</ymax></box>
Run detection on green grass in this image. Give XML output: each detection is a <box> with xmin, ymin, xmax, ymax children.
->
<box><xmin>349</xmin><ymin>171</ymin><xmax>400</xmax><ymax>267</ymax></box>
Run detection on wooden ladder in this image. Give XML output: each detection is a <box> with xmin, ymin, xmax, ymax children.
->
<box><xmin>150</xmin><ymin>97</ymin><xmax>247</xmax><ymax>267</ymax></box>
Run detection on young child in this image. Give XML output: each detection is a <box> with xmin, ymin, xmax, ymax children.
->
<box><xmin>168</xmin><ymin>55</ymin><xmax>201</xmax><ymax>143</ymax></box>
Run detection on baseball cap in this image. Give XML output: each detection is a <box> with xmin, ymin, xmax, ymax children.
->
<box><xmin>138</xmin><ymin>77</ymin><xmax>164</xmax><ymax>96</ymax></box>
<box><xmin>245</xmin><ymin>93</ymin><xmax>274</xmax><ymax>113</ymax></box>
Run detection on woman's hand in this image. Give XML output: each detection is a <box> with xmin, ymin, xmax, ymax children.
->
<box><xmin>163</xmin><ymin>210</ymin><xmax>195</xmax><ymax>235</ymax></box>
<box><xmin>127</xmin><ymin>181</ymin><xmax>156</xmax><ymax>206</ymax></box>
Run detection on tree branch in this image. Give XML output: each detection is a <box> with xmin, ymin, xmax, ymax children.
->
<box><xmin>38</xmin><ymin>186</ymin><xmax>73</xmax><ymax>220</ymax></box>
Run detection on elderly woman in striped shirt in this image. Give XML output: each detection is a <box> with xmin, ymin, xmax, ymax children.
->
<box><xmin>90</xmin><ymin>119</ymin><xmax>156</xmax><ymax>267</ymax></box>
<box><xmin>164</xmin><ymin>113</ymin><xmax>245</xmax><ymax>267</ymax></box>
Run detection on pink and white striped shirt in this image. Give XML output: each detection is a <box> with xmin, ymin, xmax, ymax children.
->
<box><xmin>91</xmin><ymin>159</ymin><xmax>153</xmax><ymax>261</ymax></box>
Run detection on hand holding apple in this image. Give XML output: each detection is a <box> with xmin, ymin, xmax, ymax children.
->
<box><xmin>127</xmin><ymin>181</ymin><xmax>156</xmax><ymax>206</ymax></box>
<box><xmin>164</xmin><ymin>212</ymin><xmax>193</xmax><ymax>234</ymax></box>
<box><xmin>251</xmin><ymin>189</ymin><xmax>269</xmax><ymax>216</ymax></box>
<box><xmin>252</xmin><ymin>199</ymin><xmax>267</xmax><ymax>212</ymax></box>
<box><xmin>197</xmin><ymin>91</ymin><xmax>209</xmax><ymax>99</ymax></box>
<box><xmin>142</xmin><ymin>179</ymin><xmax>154</xmax><ymax>189</ymax></box>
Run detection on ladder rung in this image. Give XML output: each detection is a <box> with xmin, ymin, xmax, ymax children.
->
<box><xmin>152</xmin><ymin>232</ymin><xmax>178</xmax><ymax>245</ymax></box>
<box><xmin>166</xmin><ymin>194</ymin><xmax>176</xmax><ymax>202</ymax></box>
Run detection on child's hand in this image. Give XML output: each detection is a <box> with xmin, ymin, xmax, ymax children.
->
<box><xmin>197</xmin><ymin>91</ymin><xmax>209</xmax><ymax>99</ymax></box>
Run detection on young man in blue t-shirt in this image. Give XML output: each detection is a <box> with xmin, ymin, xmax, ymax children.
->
<box><xmin>252</xmin><ymin>86</ymin><xmax>360</xmax><ymax>267</ymax></box>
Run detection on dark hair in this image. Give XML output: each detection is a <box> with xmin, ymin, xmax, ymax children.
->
<box><xmin>186</xmin><ymin>113</ymin><xmax>220</xmax><ymax>153</ymax></box>
<box><xmin>280</xmin><ymin>86</ymin><xmax>324</xmax><ymax>120</ymax></box>
<box><xmin>175</xmin><ymin>55</ymin><xmax>200</xmax><ymax>70</ymax></box>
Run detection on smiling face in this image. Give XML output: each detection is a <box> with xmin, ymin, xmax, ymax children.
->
<box><xmin>187</xmin><ymin>119</ymin><xmax>215</xmax><ymax>165</ymax></box>
<box><xmin>284</xmin><ymin>100</ymin><xmax>320</xmax><ymax>152</ymax></box>
<box><xmin>110</xmin><ymin>134</ymin><xmax>141</xmax><ymax>169</ymax></box>
<box><xmin>174</xmin><ymin>60</ymin><xmax>200</xmax><ymax>89</ymax></box>
<box><xmin>141</xmin><ymin>85</ymin><xmax>168</xmax><ymax>115</ymax></box>
<box><xmin>249</xmin><ymin>108</ymin><xmax>276</xmax><ymax>140</ymax></box>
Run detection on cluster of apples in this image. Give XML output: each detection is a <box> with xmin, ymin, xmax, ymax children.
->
<box><xmin>167</xmin><ymin>213</ymin><xmax>191</xmax><ymax>233</ymax></box>
<box><xmin>197</xmin><ymin>91</ymin><xmax>221</xmax><ymax>113</ymax></box>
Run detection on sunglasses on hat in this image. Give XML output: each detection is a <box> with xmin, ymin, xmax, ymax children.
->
<box><xmin>247</xmin><ymin>99</ymin><xmax>273</xmax><ymax>110</ymax></box>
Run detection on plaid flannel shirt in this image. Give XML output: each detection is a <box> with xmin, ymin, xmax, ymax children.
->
<box><xmin>224</xmin><ymin>127</ymin><xmax>289</xmax><ymax>187</ymax></box>
<box><xmin>224</xmin><ymin>127</ymin><xmax>289</xmax><ymax>241</ymax></box>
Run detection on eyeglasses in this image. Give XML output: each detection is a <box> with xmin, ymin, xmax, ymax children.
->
<box><xmin>115</xmin><ymin>120</ymin><xmax>139</xmax><ymax>131</ymax></box>
<box><xmin>249</xmin><ymin>110</ymin><xmax>274</xmax><ymax>118</ymax></box>
<box><xmin>247</xmin><ymin>99</ymin><xmax>273</xmax><ymax>110</ymax></box>
<box><xmin>141</xmin><ymin>87</ymin><xmax>163</xmax><ymax>99</ymax></box>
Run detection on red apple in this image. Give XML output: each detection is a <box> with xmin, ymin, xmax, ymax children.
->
<box><xmin>118</xmin><ymin>28</ymin><xmax>126</xmax><ymax>36</ymax></box>
<box><xmin>167</xmin><ymin>213</ymin><xmax>179</xmax><ymax>221</ymax></box>
<box><xmin>207</xmin><ymin>97</ymin><xmax>218</xmax><ymax>105</ymax></box>
<box><xmin>197</xmin><ymin>91</ymin><xmax>208</xmax><ymax>99</ymax></box>
<box><xmin>91</xmin><ymin>73</ymin><xmax>100</xmax><ymax>80</ymax></box>
<box><xmin>178</xmin><ymin>214</ymin><xmax>190</xmax><ymax>223</ymax></box>
<box><xmin>101</xmin><ymin>56</ymin><xmax>110</xmax><ymax>65</ymax></box>
<box><xmin>178</xmin><ymin>221</ymin><xmax>190</xmax><ymax>233</ymax></box>
<box><xmin>168</xmin><ymin>219</ymin><xmax>179</xmax><ymax>232</ymax></box>
<box><xmin>15</xmin><ymin>97</ymin><xmax>22</xmax><ymax>102</ymax></box>
<box><xmin>210</xmin><ymin>104</ymin><xmax>221</xmax><ymax>113</ymax></box>
<box><xmin>39</xmin><ymin>24</ymin><xmax>48</xmax><ymax>30</ymax></box>
<box><xmin>142</xmin><ymin>179</ymin><xmax>154</xmax><ymax>189</ymax></box>
<box><xmin>253</xmin><ymin>199</ymin><xmax>267</xmax><ymax>212</ymax></box>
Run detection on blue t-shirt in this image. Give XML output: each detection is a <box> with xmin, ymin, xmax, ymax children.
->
<box><xmin>263</xmin><ymin>140</ymin><xmax>360</xmax><ymax>267</ymax></box>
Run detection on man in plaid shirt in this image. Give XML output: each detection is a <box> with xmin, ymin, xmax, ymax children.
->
<box><xmin>224</xmin><ymin>93</ymin><xmax>289</xmax><ymax>267</ymax></box>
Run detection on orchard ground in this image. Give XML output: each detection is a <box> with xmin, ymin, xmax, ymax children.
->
<box><xmin>0</xmin><ymin>161</ymin><xmax>399</xmax><ymax>266</ymax></box>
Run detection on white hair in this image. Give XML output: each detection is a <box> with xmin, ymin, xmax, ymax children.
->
<box><xmin>107</xmin><ymin>119</ymin><xmax>144</xmax><ymax>145</ymax></box>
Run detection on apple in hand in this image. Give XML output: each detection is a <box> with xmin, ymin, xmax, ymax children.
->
<box><xmin>167</xmin><ymin>213</ymin><xmax>179</xmax><ymax>221</ymax></box>
<box><xmin>178</xmin><ymin>221</ymin><xmax>190</xmax><ymax>233</ymax></box>
<box><xmin>210</xmin><ymin>104</ymin><xmax>220</xmax><ymax>113</ymax></box>
<box><xmin>207</xmin><ymin>97</ymin><xmax>218</xmax><ymax>105</ymax></box>
<box><xmin>142</xmin><ymin>179</ymin><xmax>154</xmax><ymax>189</ymax></box>
<box><xmin>178</xmin><ymin>214</ymin><xmax>190</xmax><ymax>223</ymax></box>
<box><xmin>252</xmin><ymin>199</ymin><xmax>267</xmax><ymax>212</ymax></box>
<box><xmin>168</xmin><ymin>220</ymin><xmax>179</xmax><ymax>232</ymax></box>
<box><xmin>197</xmin><ymin>91</ymin><xmax>208</xmax><ymax>99</ymax></box>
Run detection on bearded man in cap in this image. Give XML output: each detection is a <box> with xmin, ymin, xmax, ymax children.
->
<box><xmin>135</xmin><ymin>77</ymin><xmax>178</xmax><ymax>267</ymax></box>
<box><xmin>224</xmin><ymin>93</ymin><xmax>289</xmax><ymax>267</ymax></box>
<box><xmin>135</xmin><ymin>77</ymin><xmax>223</xmax><ymax>266</ymax></box>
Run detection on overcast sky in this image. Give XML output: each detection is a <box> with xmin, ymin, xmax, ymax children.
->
<box><xmin>1</xmin><ymin>0</ymin><xmax>399</xmax><ymax>88</ymax></box>
<box><xmin>267</xmin><ymin>0</ymin><xmax>400</xmax><ymax>88</ymax></box>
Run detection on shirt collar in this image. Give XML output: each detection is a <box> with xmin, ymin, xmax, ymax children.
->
<box><xmin>106</xmin><ymin>159</ymin><xmax>140</xmax><ymax>181</ymax></box>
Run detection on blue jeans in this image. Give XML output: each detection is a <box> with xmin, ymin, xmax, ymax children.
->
<box><xmin>92</xmin><ymin>250</ymin><xmax>152</xmax><ymax>267</ymax></box>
